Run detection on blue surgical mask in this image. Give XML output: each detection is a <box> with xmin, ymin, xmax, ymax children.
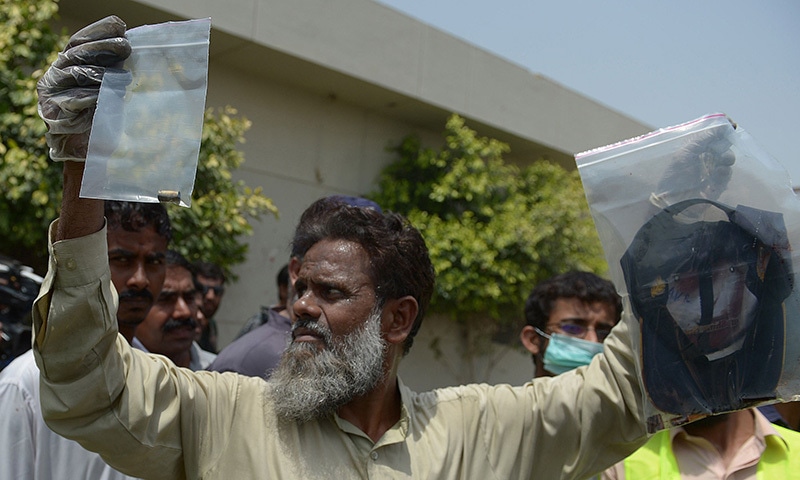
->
<box><xmin>536</xmin><ymin>328</ymin><xmax>604</xmax><ymax>375</ymax></box>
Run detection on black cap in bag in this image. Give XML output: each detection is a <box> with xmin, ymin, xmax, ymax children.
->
<box><xmin>621</xmin><ymin>198</ymin><xmax>793</xmax><ymax>416</ymax></box>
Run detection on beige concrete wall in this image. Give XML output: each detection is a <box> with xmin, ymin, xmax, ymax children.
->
<box><xmin>55</xmin><ymin>0</ymin><xmax>648</xmax><ymax>389</ymax></box>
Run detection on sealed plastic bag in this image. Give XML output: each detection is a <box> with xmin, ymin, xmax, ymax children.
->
<box><xmin>80</xmin><ymin>18</ymin><xmax>211</xmax><ymax>207</ymax></box>
<box><xmin>576</xmin><ymin>113</ymin><xmax>800</xmax><ymax>431</ymax></box>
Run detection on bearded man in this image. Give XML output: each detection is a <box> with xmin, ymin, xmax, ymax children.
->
<box><xmin>34</xmin><ymin>16</ymin><xmax>650</xmax><ymax>479</ymax></box>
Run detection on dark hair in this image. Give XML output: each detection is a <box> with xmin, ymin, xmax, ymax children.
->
<box><xmin>166</xmin><ymin>250</ymin><xmax>199</xmax><ymax>291</ymax></box>
<box><xmin>291</xmin><ymin>200</ymin><xmax>435</xmax><ymax>355</ymax></box>
<box><xmin>105</xmin><ymin>200</ymin><xmax>172</xmax><ymax>242</ymax></box>
<box><xmin>290</xmin><ymin>195</ymin><xmax>381</xmax><ymax>258</ymax></box>
<box><xmin>524</xmin><ymin>271</ymin><xmax>621</xmax><ymax>331</ymax></box>
<box><xmin>193</xmin><ymin>260</ymin><xmax>225</xmax><ymax>284</ymax></box>
<box><xmin>166</xmin><ymin>250</ymin><xmax>192</xmax><ymax>272</ymax></box>
<box><xmin>277</xmin><ymin>264</ymin><xmax>289</xmax><ymax>288</ymax></box>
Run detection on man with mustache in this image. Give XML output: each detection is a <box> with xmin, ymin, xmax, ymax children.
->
<box><xmin>32</xmin><ymin>16</ymin><xmax>651</xmax><ymax>479</ymax></box>
<box><xmin>0</xmin><ymin>201</ymin><xmax>170</xmax><ymax>479</ymax></box>
<box><xmin>209</xmin><ymin>196</ymin><xmax>382</xmax><ymax>379</ymax></box>
<box><xmin>136</xmin><ymin>250</ymin><xmax>216</xmax><ymax>370</ymax></box>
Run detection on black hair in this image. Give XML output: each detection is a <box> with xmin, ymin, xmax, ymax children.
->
<box><xmin>524</xmin><ymin>271</ymin><xmax>621</xmax><ymax>331</ymax></box>
<box><xmin>193</xmin><ymin>260</ymin><xmax>225</xmax><ymax>284</ymax></box>
<box><xmin>277</xmin><ymin>264</ymin><xmax>289</xmax><ymax>288</ymax></box>
<box><xmin>105</xmin><ymin>200</ymin><xmax>172</xmax><ymax>242</ymax></box>
<box><xmin>166</xmin><ymin>250</ymin><xmax>199</xmax><ymax>292</ymax></box>
<box><xmin>166</xmin><ymin>250</ymin><xmax>192</xmax><ymax>272</ymax></box>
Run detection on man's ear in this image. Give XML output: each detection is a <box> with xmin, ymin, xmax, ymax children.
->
<box><xmin>382</xmin><ymin>295</ymin><xmax>418</xmax><ymax>346</ymax></box>
<box><xmin>519</xmin><ymin>325</ymin><xmax>542</xmax><ymax>356</ymax></box>
<box><xmin>288</xmin><ymin>256</ymin><xmax>300</xmax><ymax>283</ymax></box>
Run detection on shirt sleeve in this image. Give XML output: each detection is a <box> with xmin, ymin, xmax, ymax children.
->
<box><xmin>456</xmin><ymin>309</ymin><xmax>648</xmax><ymax>480</ymax></box>
<box><xmin>31</xmin><ymin>221</ymin><xmax>242</xmax><ymax>479</ymax></box>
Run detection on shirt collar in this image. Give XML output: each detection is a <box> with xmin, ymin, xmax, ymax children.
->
<box><xmin>132</xmin><ymin>336</ymin><xmax>149</xmax><ymax>352</ymax></box>
<box><xmin>332</xmin><ymin>377</ymin><xmax>411</xmax><ymax>447</ymax></box>
<box><xmin>670</xmin><ymin>408</ymin><xmax>789</xmax><ymax>451</ymax></box>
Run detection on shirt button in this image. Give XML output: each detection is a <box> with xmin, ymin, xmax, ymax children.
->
<box><xmin>65</xmin><ymin>258</ymin><xmax>77</xmax><ymax>270</ymax></box>
<box><xmin>370</xmin><ymin>451</ymin><xmax>378</xmax><ymax>461</ymax></box>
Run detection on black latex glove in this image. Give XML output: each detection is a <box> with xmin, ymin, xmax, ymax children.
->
<box><xmin>37</xmin><ymin>15</ymin><xmax>131</xmax><ymax>162</ymax></box>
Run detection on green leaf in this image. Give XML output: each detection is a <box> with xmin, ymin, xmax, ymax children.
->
<box><xmin>369</xmin><ymin>114</ymin><xmax>607</xmax><ymax>377</ymax></box>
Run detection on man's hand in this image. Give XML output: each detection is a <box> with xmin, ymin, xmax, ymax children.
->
<box><xmin>655</xmin><ymin>121</ymin><xmax>737</xmax><ymax>205</ymax></box>
<box><xmin>37</xmin><ymin>15</ymin><xmax>131</xmax><ymax>162</ymax></box>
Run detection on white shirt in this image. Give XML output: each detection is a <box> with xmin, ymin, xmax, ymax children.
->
<box><xmin>0</xmin><ymin>339</ymin><xmax>213</xmax><ymax>479</ymax></box>
<box><xmin>0</xmin><ymin>348</ymin><xmax>140</xmax><ymax>480</ymax></box>
<box><xmin>135</xmin><ymin>340</ymin><xmax>217</xmax><ymax>371</ymax></box>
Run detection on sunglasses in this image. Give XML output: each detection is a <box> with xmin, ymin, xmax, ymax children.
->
<box><xmin>544</xmin><ymin>320</ymin><xmax>612</xmax><ymax>342</ymax></box>
<box><xmin>200</xmin><ymin>285</ymin><xmax>225</xmax><ymax>296</ymax></box>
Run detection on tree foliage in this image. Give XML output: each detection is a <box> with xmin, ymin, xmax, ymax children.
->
<box><xmin>167</xmin><ymin>107</ymin><xmax>278</xmax><ymax>279</ymax></box>
<box><xmin>0</xmin><ymin>0</ymin><xmax>277</xmax><ymax>278</ymax></box>
<box><xmin>370</xmin><ymin>115</ymin><xmax>606</xmax><ymax>378</ymax></box>
<box><xmin>0</xmin><ymin>0</ymin><xmax>62</xmax><ymax>267</ymax></box>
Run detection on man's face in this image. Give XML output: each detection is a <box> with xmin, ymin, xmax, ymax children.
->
<box><xmin>196</xmin><ymin>274</ymin><xmax>224</xmax><ymax>318</ymax></box>
<box><xmin>290</xmin><ymin>239</ymin><xmax>379</xmax><ymax>345</ymax></box>
<box><xmin>522</xmin><ymin>297</ymin><xmax>618</xmax><ymax>377</ymax></box>
<box><xmin>136</xmin><ymin>265</ymin><xmax>198</xmax><ymax>359</ymax></box>
<box><xmin>268</xmin><ymin>239</ymin><xmax>387</xmax><ymax>422</ymax></box>
<box><xmin>106</xmin><ymin>225</ymin><xmax>168</xmax><ymax>331</ymax></box>
<box><xmin>545</xmin><ymin>298</ymin><xmax>617</xmax><ymax>344</ymax></box>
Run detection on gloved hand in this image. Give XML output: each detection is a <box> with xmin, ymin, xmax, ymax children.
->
<box><xmin>37</xmin><ymin>15</ymin><xmax>131</xmax><ymax>162</ymax></box>
<box><xmin>654</xmin><ymin>119</ymin><xmax>737</xmax><ymax>207</ymax></box>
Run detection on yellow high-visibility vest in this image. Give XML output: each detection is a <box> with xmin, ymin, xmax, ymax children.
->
<box><xmin>624</xmin><ymin>425</ymin><xmax>800</xmax><ymax>479</ymax></box>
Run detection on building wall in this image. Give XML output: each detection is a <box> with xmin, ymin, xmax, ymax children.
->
<box><xmin>56</xmin><ymin>0</ymin><xmax>649</xmax><ymax>388</ymax></box>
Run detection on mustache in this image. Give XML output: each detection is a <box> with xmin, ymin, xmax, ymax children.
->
<box><xmin>163</xmin><ymin>317</ymin><xmax>198</xmax><ymax>333</ymax></box>
<box><xmin>118</xmin><ymin>289</ymin><xmax>153</xmax><ymax>303</ymax></box>
<box><xmin>292</xmin><ymin>317</ymin><xmax>332</xmax><ymax>344</ymax></box>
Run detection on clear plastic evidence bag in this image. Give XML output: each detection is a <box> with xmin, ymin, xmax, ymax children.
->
<box><xmin>576</xmin><ymin>113</ymin><xmax>800</xmax><ymax>432</ymax></box>
<box><xmin>80</xmin><ymin>18</ymin><xmax>211</xmax><ymax>207</ymax></box>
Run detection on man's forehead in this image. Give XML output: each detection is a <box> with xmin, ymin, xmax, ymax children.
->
<box><xmin>107</xmin><ymin>225</ymin><xmax>167</xmax><ymax>251</ymax></box>
<box><xmin>164</xmin><ymin>266</ymin><xmax>194</xmax><ymax>288</ymax></box>
<box><xmin>299</xmin><ymin>239</ymin><xmax>371</xmax><ymax>280</ymax></box>
<box><xmin>551</xmin><ymin>297</ymin><xmax>618</xmax><ymax>324</ymax></box>
<box><xmin>196</xmin><ymin>274</ymin><xmax>222</xmax><ymax>285</ymax></box>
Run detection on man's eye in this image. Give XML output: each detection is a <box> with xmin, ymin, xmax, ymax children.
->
<box><xmin>323</xmin><ymin>287</ymin><xmax>345</xmax><ymax>299</ymax></box>
<box><xmin>559</xmin><ymin>323</ymin><xmax>585</xmax><ymax>336</ymax></box>
<box><xmin>157</xmin><ymin>294</ymin><xmax>177</xmax><ymax>304</ymax></box>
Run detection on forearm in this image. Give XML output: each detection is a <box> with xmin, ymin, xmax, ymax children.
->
<box><xmin>568</xmin><ymin>314</ymin><xmax>648</xmax><ymax>477</ymax></box>
<box><xmin>520</xmin><ymin>317</ymin><xmax>648</xmax><ymax>479</ymax></box>
<box><xmin>32</xmin><ymin>227</ymin><xmax>188</xmax><ymax>478</ymax></box>
<box><xmin>56</xmin><ymin>162</ymin><xmax>103</xmax><ymax>242</ymax></box>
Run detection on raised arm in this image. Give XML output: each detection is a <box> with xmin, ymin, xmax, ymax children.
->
<box><xmin>36</xmin><ymin>15</ymin><xmax>130</xmax><ymax>239</ymax></box>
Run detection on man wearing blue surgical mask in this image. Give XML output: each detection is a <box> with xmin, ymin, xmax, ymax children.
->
<box><xmin>520</xmin><ymin>271</ymin><xmax>622</xmax><ymax>377</ymax></box>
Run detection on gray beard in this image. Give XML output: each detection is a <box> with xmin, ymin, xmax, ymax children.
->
<box><xmin>268</xmin><ymin>307</ymin><xmax>387</xmax><ymax>423</ymax></box>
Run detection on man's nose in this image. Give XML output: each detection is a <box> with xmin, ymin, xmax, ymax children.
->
<box><xmin>584</xmin><ymin>328</ymin><xmax>600</xmax><ymax>343</ymax></box>
<box><xmin>174</xmin><ymin>295</ymin><xmax>192</xmax><ymax>319</ymax></box>
<box><xmin>128</xmin><ymin>261</ymin><xmax>149</xmax><ymax>290</ymax></box>
<box><xmin>291</xmin><ymin>291</ymin><xmax>321</xmax><ymax>322</ymax></box>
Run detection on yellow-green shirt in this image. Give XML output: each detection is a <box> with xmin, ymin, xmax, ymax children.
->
<box><xmin>33</xmin><ymin>223</ymin><xmax>647</xmax><ymax>479</ymax></box>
